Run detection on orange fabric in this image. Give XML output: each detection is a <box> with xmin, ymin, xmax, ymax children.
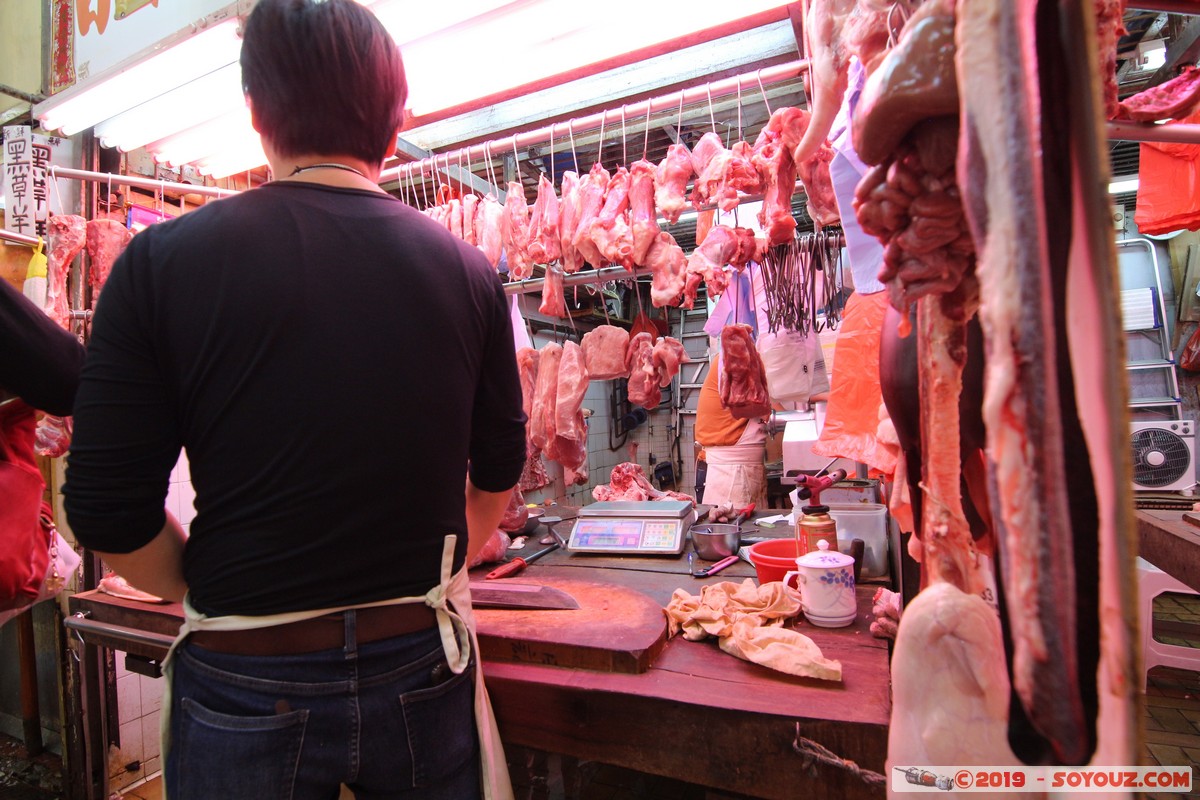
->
<box><xmin>696</xmin><ymin>354</ymin><xmax>749</xmax><ymax>448</ymax></box>
<box><xmin>812</xmin><ymin>291</ymin><xmax>897</xmax><ymax>474</ymax></box>
<box><xmin>1134</xmin><ymin>108</ymin><xmax>1200</xmax><ymax>236</ymax></box>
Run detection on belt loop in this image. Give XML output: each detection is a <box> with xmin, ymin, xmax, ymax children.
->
<box><xmin>344</xmin><ymin>609</ymin><xmax>357</xmax><ymax>658</ymax></box>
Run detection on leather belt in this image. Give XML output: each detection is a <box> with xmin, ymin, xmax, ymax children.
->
<box><xmin>189</xmin><ymin>604</ymin><xmax>438</xmax><ymax>656</ymax></box>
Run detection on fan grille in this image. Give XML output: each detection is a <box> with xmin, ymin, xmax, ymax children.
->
<box><xmin>1132</xmin><ymin>428</ymin><xmax>1192</xmax><ymax>488</ymax></box>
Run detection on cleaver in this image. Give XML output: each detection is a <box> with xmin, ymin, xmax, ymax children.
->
<box><xmin>469</xmin><ymin>580</ymin><xmax>579</xmax><ymax>610</ymax></box>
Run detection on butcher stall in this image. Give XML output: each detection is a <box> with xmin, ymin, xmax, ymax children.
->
<box><xmin>2</xmin><ymin>0</ymin><xmax>1200</xmax><ymax>798</ymax></box>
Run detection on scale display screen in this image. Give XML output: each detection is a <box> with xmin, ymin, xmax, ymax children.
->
<box><xmin>567</xmin><ymin>501</ymin><xmax>694</xmax><ymax>555</ymax></box>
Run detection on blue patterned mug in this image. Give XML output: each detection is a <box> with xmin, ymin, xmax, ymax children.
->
<box><xmin>783</xmin><ymin>539</ymin><xmax>857</xmax><ymax>627</ymax></box>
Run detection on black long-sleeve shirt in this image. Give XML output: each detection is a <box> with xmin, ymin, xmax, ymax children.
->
<box><xmin>0</xmin><ymin>277</ymin><xmax>85</xmax><ymax>415</ymax></box>
<box><xmin>64</xmin><ymin>182</ymin><xmax>527</xmax><ymax>616</ymax></box>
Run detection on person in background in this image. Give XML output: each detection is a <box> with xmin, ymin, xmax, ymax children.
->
<box><xmin>0</xmin><ymin>278</ymin><xmax>85</xmax><ymax>623</ymax></box>
<box><xmin>63</xmin><ymin>2</ymin><xmax>526</xmax><ymax>797</ymax></box>
<box><xmin>694</xmin><ymin>340</ymin><xmax>768</xmax><ymax>517</ymax></box>
<box><xmin>0</xmin><ymin>277</ymin><xmax>85</xmax><ymax>415</ymax></box>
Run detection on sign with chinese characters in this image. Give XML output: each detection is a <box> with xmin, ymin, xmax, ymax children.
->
<box><xmin>3</xmin><ymin>126</ymin><xmax>62</xmax><ymax>240</ymax></box>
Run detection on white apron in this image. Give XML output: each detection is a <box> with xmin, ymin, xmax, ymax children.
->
<box><xmin>702</xmin><ymin>422</ymin><xmax>768</xmax><ymax>510</ymax></box>
<box><xmin>158</xmin><ymin>534</ymin><xmax>513</xmax><ymax>800</ymax></box>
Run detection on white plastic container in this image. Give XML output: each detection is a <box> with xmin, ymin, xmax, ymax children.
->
<box><xmin>826</xmin><ymin>503</ymin><xmax>888</xmax><ymax>579</ymax></box>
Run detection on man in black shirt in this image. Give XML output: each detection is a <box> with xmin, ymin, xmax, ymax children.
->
<box><xmin>63</xmin><ymin>1</ymin><xmax>526</xmax><ymax>796</ymax></box>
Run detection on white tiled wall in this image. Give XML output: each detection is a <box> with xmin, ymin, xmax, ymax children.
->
<box><xmin>166</xmin><ymin>451</ymin><xmax>197</xmax><ymax>532</ymax></box>
<box><xmin>110</xmin><ymin>657</ymin><xmax>164</xmax><ymax>790</ymax></box>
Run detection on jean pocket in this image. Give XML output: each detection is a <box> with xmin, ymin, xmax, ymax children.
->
<box><xmin>402</xmin><ymin>663</ymin><xmax>479</xmax><ymax>788</ymax></box>
<box><xmin>172</xmin><ymin>696</ymin><xmax>309</xmax><ymax>800</ymax></box>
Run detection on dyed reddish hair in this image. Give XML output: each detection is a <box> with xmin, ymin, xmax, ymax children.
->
<box><xmin>240</xmin><ymin>0</ymin><xmax>407</xmax><ymax>165</ymax></box>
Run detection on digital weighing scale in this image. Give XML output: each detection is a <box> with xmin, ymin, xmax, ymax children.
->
<box><xmin>567</xmin><ymin>500</ymin><xmax>695</xmax><ymax>555</ymax></box>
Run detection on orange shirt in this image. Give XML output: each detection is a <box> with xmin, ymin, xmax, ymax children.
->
<box><xmin>695</xmin><ymin>354</ymin><xmax>749</xmax><ymax>449</ymax></box>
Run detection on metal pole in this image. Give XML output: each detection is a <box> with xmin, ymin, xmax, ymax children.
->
<box><xmin>49</xmin><ymin>166</ymin><xmax>240</xmax><ymax>198</ymax></box>
<box><xmin>1106</xmin><ymin>120</ymin><xmax>1200</xmax><ymax>144</ymax></box>
<box><xmin>381</xmin><ymin>60</ymin><xmax>811</xmax><ymax>184</ymax></box>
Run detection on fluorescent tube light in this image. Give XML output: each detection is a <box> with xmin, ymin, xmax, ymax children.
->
<box><xmin>1109</xmin><ymin>177</ymin><xmax>1140</xmax><ymax>194</ymax></box>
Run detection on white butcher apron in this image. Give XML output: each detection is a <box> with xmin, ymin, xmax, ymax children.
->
<box><xmin>702</xmin><ymin>422</ymin><xmax>768</xmax><ymax>510</ymax></box>
<box><xmin>157</xmin><ymin>534</ymin><xmax>512</xmax><ymax>800</ymax></box>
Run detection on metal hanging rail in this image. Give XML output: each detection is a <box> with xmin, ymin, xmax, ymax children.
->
<box><xmin>1106</xmin><ymin>121</ymin><xmax>1200</xmax><ymax>144</ymax></box>
<box><xmin>0</xmin><ymin>229</ymin><xmax>40</xmax><ymax>247</ymax></box>
<box><xmin>380</xmin><ymin>59</ymin><xmax>810</xmax><ymax>185</ymax></box>
<box><xmin>49</xmin><ymin>166</ymin><xmax>241</xmax><ymax>198</ymax></box>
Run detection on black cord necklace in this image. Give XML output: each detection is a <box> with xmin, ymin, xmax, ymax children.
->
<box><xmin>290</xmin><ymin>162</ymin><xmax>368</xmax><ymax>179</ymax></box>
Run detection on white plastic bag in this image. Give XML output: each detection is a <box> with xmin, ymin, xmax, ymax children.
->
<box><xmin>757</xmin><ymin>328</ymin><xmax>820</xmax><ymax>403</ymax></box>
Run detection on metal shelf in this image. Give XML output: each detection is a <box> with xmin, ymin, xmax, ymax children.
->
<box><xmin>1127</xmin><ymin>359</ymin><xmax>1177</xmax><ymax>370</ymax></box>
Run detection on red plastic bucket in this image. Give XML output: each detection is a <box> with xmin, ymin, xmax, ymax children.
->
<box><xmin>746</xmin><ymin>538</ymin><xmax>803</xmax><ymax>584</ymax></box>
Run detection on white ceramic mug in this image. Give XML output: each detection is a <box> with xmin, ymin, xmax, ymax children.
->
<box><xmin>783</xmin><ymin>540</ymin><xmax>857</xmax><ymax>628</ymax></box>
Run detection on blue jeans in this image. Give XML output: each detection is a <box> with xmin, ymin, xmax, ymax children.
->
<box><xmin>165</xmin><ymin>621</ymin><xmax>481</xmax><ymax>800</ymax></box>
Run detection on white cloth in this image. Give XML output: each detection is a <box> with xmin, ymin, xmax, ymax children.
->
<box><xmin>158</xmin><ymin>535</ymin><xmax>513</xmax><ymax>800</ymax></box>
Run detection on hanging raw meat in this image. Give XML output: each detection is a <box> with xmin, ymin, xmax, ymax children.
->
<box><xmin>715</xmin><ymin>140</ymin><xmax>763</xmax><ymax>212</ymax></box>
<box><xmin>792</xmin><ymin>0</ymin><xmax>897</xmax><ymax>165</ymax></box>
<box><xmin>527</xmin><ymin>173</ymin><xmax>562</xmax><ymax>265</ymax></box>
<box><xmin>588</xmin><ymin>166</ymin><xmax>634</xmax><ymax>269</ymax></box>
<box><xmin>557</xmin><ymin>171</ymin><xmax>586</xmax><ymax>273</ymax></box>
<box><xmin>86</xmin><ymin>219</ymin><xmax>134</xmax><ymax>298</ymax></box>
<box><xmin>461</xmin><ymin>194</ymin><xmax>479</xmax><ymax>246</ymax></box>
<box><xmin>592</xmin><ymin>462</ymin><xmax>694</xmax><ymax>504</ymax></box>
<box><xmin>651</xmin><ymin>337</ymin><xmax>688</xmax><ymax>387</ymax></box>
<box><xmin>795</xmin><ymin>141</ymin><xmax>840</xmax><ymax>227</ymax></box>
<box><xmin>528</xmin><ymin>342</ymin><xmax>562</xmax><ymax>453</ymax></box>
<box><xmin>646</xmin><ymin>231</ymin><xmax>689</xmax><ymax>309</ymax></box>
<box><xmin>475</xmin><ymin>193</ymin><xmax>505</xmax><ymax>269</ymax></box>
<box><xmin>655</xmin><ymin>143</ymin><xmax>694</xmax><ymax>224</ymax></box>
<box><xmin>1116</xmin><ymin>66</ymin><xmax>1200</xmax><ymax>122</ymax></box>
<box><xmin>624</xmin><ymin>331</ymin><xmax>660</xmax><ymax>409</ymax></box>
<box><xmin>683</xmin><ymin>225</ymin><xmax>758</xmax><ymax>307</ymax></box>
<box><xmin>572</xmin><ymin>163</ymin><xmax>611</xmax><ymax>268</ymax></box>
<box><xmin>517</xmin><ymin>347</ymin><xmax>539</xmax><ymax>423</ymax></box>
<box><xmin>539</xmin><ymin>267</ymin><xmax>567</xmax><ymax>318</ymax></box>
<box><xmin>580</xmin><ymin>325</ymin><xmax>630</xmax><ymax>380</ymax></box>
<box><xmin>46</xmin><ymin>214</ymin><xmax>86</xmax><ymax>329</ymax></box>
<box><xmin>719</xmin><ymin>324</ymin><xmax>770</xmax><ymax>420</ymax></box>
<box><xmin>689</xmin><ymin>132</ymin><xmax>733</xmax><ymax>209</ymax></box>
<box><xmin>448</xmin><ymin>198</ymin><xmax>464</xmax><ymax>240</ymax></box>
<box><xmin>750</xmin><ymin>108</ymin><xmax>802</xmax><ymax>246</ymax></box>
<box><xmin>503</xmin><ymin>181</ymin><xmax>534</xmax><ymax>280</ymax></box>
<box><xmin>628</xmin><ymin>159</ymin><xmax>660</xmax><ymax>267</ymax></box>
<box><xmin>1096</xmin><ymin>0</ymin><xmax>1127</xmax><ymax>119</ymax></box>
<box><xmin>547</xmin><ymin>341</ymin><xmax>589</xmax><ymax>472</ymax></box>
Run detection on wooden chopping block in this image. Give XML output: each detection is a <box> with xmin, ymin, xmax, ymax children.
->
<box><xmin>473</xmin><ymin>577</ymin><xmax>667</xmax><ymax>674</ymax></box>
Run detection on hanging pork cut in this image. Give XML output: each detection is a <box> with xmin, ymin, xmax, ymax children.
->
<box><xmin>572</xmin><ymin>163</ymin><xmax>611</xmax><ymax>268</ymax></box>
<box><xmin>539</xmin><ymin>267</ymin><xmax>567</xmax><ymax>318</ymax></box>
<box><xmin>527</xmin><ymin>173</ymin><xmax>562</xmax><ymax>265</ymax></box>
<box><xmin>528</xmin><ymin>343</ymin><xmax>562</xmax><ymax>453</ymax></box>
<box><xmin>589</xmin><ymin>166</ymin><xmax>634</xmax><ymax>269</ymax></box>
<box><xmin>1096</xmin><ymin>0</ymin><xmax>1127</xmax><ymax>119</ymax></box>
<box><xmin>461</xmin><ymin>194</ymin><xmax>479</xmax><ymax>246</ymax></box>
<box><xmin>580</xmin><ymin>325</ymin><xmax>630</xmax><ymax>380</ymax></box>
<box><xmin>46</xmin><ymin>214</ymin><xmax>86</xmax><ymax>329</ymax></box>
<box><xmin>503</xmin><ymin>181</ymin><xmax>534</xmax><ymax>280</ymax></box>
<box><xmin>682</xmin><ymin>225</ymin><xmax>758</xmax><ymax>308</ymax></box>
<box><xmin>475</xmin><ymin>193</ymin><xmax>505</xmax><ymax>269</ymax></box>
<box><xmin>628</xmin><ymin>159</ymin><xmax>660</xmax><ymax>266</ymax></box>
<box><xmin>796</xmin><ymin>141</ymin><xmax>840</xmax><ymax>227</ymax></box>
<box><xmin>557</xmin><ymin>171</ymin><xmax>586</xmax><ymax>273</ymax></box>
<box><xmin>547</xmin><ymin>341</ymin><xmax>589</xmax><ymax>475</ymax></box>
<box><xmin>86</xmin><ymin>219</ymin><xmax>134</xmax><ymax>298</ymax></box>
<box><xmin>689</xmin><ymin>132</ymin><xmax>733</xmax><ymax>209</ymax></box>
<box><xmin>448</xmin><ymin>198</ymin><xmax>464</xmax><ymax>240</ymax></box>
<box><xmin>651</xmin><ymin>337</ymin><xmax>688</xmax><ymax>387</ymax></box>
<box><xmin>625</xmin><ymin>331</ymin><xmax>661</xmax><ymax>409</ymax></box>
<box><xmin>1116</xmin><ymin>66</ymin><xmax>1200</xmax><ymax>122</ymax></box>
<box><xmin>655</xmin><ymin>143</ymin><xmax>694</xmax><ymax>224</ymax></box>
<box><xmin>592</xmin><ymin>462</ymin><xmax>694</xmax><ymax>504</ymax></box>
<box><xmin>719</xmin><ymin>324</ymin><xmax>770</xmax><ymax>420</ymax></box>
<box><xmin>751</xmin><ymin>108</ymin><xmax>803</xmax><ymax>246</ymax></box>
<box><xmin>716</xmin><ymin>140</ymin><xmax>763</xmax><ymax>212</ymax></box>
<box><xmin>646</xmin><ymin>231</ymin><xmax>689</xmax><ymax>309</ymax></box>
